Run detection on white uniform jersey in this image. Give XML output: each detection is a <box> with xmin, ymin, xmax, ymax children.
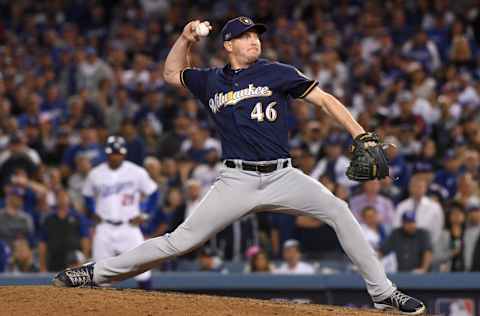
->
<box><xmin>83</xmin><ymin>161</ymin><xmax>157</xmax><ymax>222</ymax></box>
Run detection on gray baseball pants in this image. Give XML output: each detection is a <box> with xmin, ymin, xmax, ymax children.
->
<box><xmin>93</xmin><ymin>160</ymin><xmax>395</xmax><ymax>301</ymax></box>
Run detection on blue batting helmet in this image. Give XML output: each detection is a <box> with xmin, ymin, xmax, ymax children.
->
<box><xmin>105</xmin><ymin>136</ymin><xmax>127</xmax><ymax>155</ymax></box>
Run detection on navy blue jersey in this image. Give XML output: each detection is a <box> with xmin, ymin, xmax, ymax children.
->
<box><xmin>181</xmin><ymin>59</ymin><xmax>318</xmax><ymax>161</ymax></box>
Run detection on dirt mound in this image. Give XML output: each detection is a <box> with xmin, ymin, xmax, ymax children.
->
<box><xmin>0</xmin><ymin>286</ymin><xmax>402</xmax><ymax>316</ymax></box>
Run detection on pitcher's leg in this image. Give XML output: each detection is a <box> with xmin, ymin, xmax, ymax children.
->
<box><xmin>266</xmin><ymin>168</ymin><xmax>394</xmax><ymax>301</ymax></box>
<box><xmin>93</xmin><ymin>172</ymin><xmax>257</xmax><ymax>284</ymax></box>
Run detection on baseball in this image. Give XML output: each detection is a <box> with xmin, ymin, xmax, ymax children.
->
<box><xmin>195</xmin><ymin>22</ymin><xmax>210</xmax><ymax>37</ymax></box>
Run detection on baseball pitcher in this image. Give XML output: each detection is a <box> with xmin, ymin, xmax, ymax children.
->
<box><xmin>54</xmin><ymin>17</ymin><xmax>425</xmax><ymax>314</ymax></box>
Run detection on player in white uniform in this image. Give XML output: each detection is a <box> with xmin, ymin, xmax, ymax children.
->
<box><xmin>82</xmin><ymin>136</ymin><xmax>158</xmax><ymax>289</ymax></box>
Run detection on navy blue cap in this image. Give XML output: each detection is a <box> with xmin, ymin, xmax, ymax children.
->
<box><xmin>221</xmin><ymin>17</ymin><xmax>266</xmax><ymax>41</ymax></box>
<box><xmin>325</xmin><ymin>132</ymin><xmax>345</xmax><ymax>146</ymax></box>
<box><xmin>412</xmin><ymin>161</ymin><xmax>433</xmax><ymax>173</ymax></box>
<box><xmin>85</xmin><ymin>47</ymin><xmax>97</xmax><ymax>55</ymax></box>
<box><xmin>402</xmin><ymin>211</ymin><xmax>416</xmax><ymax>223</ymax></box>
<box><xmin>443</xmin><ymin>149</ymin><xmax>457</xmax><ymax>161</ymax></box>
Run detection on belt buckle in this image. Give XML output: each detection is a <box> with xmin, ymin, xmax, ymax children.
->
<box><xmin>257</xmin><ymin>162</ymin><xmax>267</xmax><ymax>172</ymax></box>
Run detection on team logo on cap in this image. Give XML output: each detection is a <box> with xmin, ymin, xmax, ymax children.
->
<box><xmin>239</xmin><ymin>17</ymin><xmax>253</xmax><ymax>25</ymax></box>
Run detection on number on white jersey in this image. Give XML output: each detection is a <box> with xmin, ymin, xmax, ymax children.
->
<box><xmin>250</xmin><ymin>102</ymin><xmax>277</xmax><ymax>122</ymax></box>
<box><xmin>121</xmin><ymin>193</ymin><xmax>135</xmax><ymax>206</ymax></box>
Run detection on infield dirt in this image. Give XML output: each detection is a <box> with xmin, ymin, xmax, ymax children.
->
<box><xmin>0</xmin><ymin>286</ymin><xmax>410</xmax><ymax>315</ymax></box>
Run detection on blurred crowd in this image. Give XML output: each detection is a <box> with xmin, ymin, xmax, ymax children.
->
<box><xmin>1</xmin><ymin>0</ymin><xmax>480</xmax><ymax>275</ymax></box>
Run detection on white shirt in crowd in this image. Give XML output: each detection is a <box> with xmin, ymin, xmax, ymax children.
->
<box><xmin>393</xmin><ymin>196</ymin><xmax>444</xmax><ymax>243</ymax></box>
<box><xmin>191</xmin><ymin>162</ymin><xmax>223</xmax><ymax>195</ymax></box>
<box><xmin>361</xmin><ymin>224</ymin><xmax>382</xmax><ymax>251</ymax></box>
<box><xmin>310</xmin><ymin>155</ymin><xmax>357</xmax><ymax>188</ymax></box>
<box><xmin>274</xmin><ymin>262</ymin><xmax>315</xmax><ymax>275</ymax></box>
<box><xmin>180</xmin><ymin>137</ymin><xmax>222</xmax><ymax>156</ymax></box>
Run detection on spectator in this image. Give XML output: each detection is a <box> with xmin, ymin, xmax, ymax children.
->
<box><xmin>16</xmin><ymin>94</ymin><xmax>44</xmax><ymax>129</ymax></box>
<box><xmin>462</xmin><ymin>149</ymin><xmax>480</xmax><ymax>182</ymax></box>
<box><xmin>197</xmin><ymin>247</ymin><xmax>226</xmax><ymax>273</ymax></box>
<box><xmin>191</xmin><ymin>148</ymin><xmax>222</xmax><ymax>195</ymax></box>
<box><xmin>120</xmin><ymin>119</ymin><xmax>146</xmax><ymax>166</ymax></box>
<box><xmin>181</xmin><ymin>125</ymin><xmax>222</xmax><ymax>164</ymax></box>
<box><xmin>38</xmin><ymin>190</ymin><xmax>90</xmax><ymax>272</ymax></box>
<box><xmin>402</xmin><ymin>30</ymin><xmax>442</xmax><ymax>72</ymax></box>
<box><xmin>143</xmin><ymin>156</ymin><xmax>168</xmax><ymax>204</ymax></box>
<box><xmin>61</xmin><ymin>123</ymin><xmax>105</xmax><ymax>176</ymax></box>
<box><xmin>184</xmin><ymin>179</ymin><xmax>203</xmax><ymax>219</ymax></box>
<box><xmin>454</xmin><ymin>173</ymin><xmax>480</xmax><ymax>208</ymax></box>
<box><xmin>245</xmin><ymin>246</ymin><xmax>274</xmax><ymax>273</ymax></box>
<box><xmin>434</xmin><ymin>149</ymin><xmax>462</xmax><ymax>199</ymax></box>
<box><xmin>380</xmin><ymin>211</ymin><xmax>433</xmax><ymax>273</ymax></box>
<box><xmin>0</xmin><ymin>132</ymin><xmax>41</xmax><ymax>188</ymax></box>
<box><xmin>270</xmin><ymin>213</ymin><xmax>296</xmax><ymax>259</ymax></box>
<box><xmin>217</xmin><ymin>213</ymin><xmax>259</xmax><ymax>261</ymax></box>
<box><xmin>394</xmin><ymin>174</ymin><xmax>445</xmax><ymax>243</ymax></box>
<box><xmin>360</xmin><ymin>206</ymin><xmax>387</xmax><ymax>251</ymax></box>
<box><xmin>289</xmin><ymin>120</ymin><xmax>325</xmax><ymax>158</ymax></box>
<box><xmin>41</xmin><ymin>84</ymin><xmax>67</xmax><ymax>118</ymax></box>
<box><xmin>310</xmin><ymin>133</ymin><xmax>355</xmax><ymax>188</ymax></box>
<box><xmin>296</xmin><ymin>149</ymin><xmax>317</xmax><ymax>176</ymax></box>
<box><xmin>122</xmin><ymin>53</ymin><xmax>151</xmax><ymax>89</ymax></box>
<box><xmin>274</xmin><ymin>239</ymin><xmax>315</xmax><ymax>275</ymax></box>
<box><xmin>433</xmin><ymin>203</ymin><xmax>466</xmax><ymax>272</ymax></box>
<box><xmin>133</xmin><ymin>90</ymin><xmax>164</xmax><ymax>133</ymax></box>
<box><xmin>10</xmin><ymin>238</ymin><xmax>38</xmax><ymax>273</ymax></box>
<box><xmin>68</xmin><ymin>155</ymin><xmax>92</xmax><ymax>213</ymax></box>
<box><xmin>449</xmin><ymin>20</ymin><xmax>474</xmax><ymax>68</ymax></box>
<box><xmin>157</xmin><ymin>115</ymin><xmax>191</xmax><ymax>158</ymax></box>
<box><xmin>349</xmin><ymin>180</ymin><xmax>395</xmax><ymax>231</ymax></box>
<box><xmin>63</xmin><ymin>94</ymin><xmax>105</xmax><ymax>131</ymax></box>
<box><xmin>0</xmin><ymin>185</ymin><xmax>34</xmax><ymax>248</ymax></box>
<box><xmin>154</xmin><ymin>187</ymin><xmax>186</xmax><ymax>236</ymax></box>
<box><xmin>294</xmin><ymin>215</ymin><xmax>343</xmax><ymax>260</ymax></box>
<box><xmin>8</xmin><ymin>168</ymin><xmax>48</xmax><ymax>231</ymax></box>
<box><xmin>411</xmin><ymin>138</ymin><xmax>440</xmax><ymax>174</ymax></box>
<box><xmin>464</xmin><ymin>205</ymin><xmax>480</xmax><ymax>271</ymax></box>
<box><xmin>382</xmin><ymin>136</ymin><xmax>410</xmax><ymax>201</ymax></box>
<box><xmin>389</xmin><ymin>92</ymin><xmax>426</xmax><ymax>141</ymax></box>
<box><xmin>106</xmin><ymin>87</ymin><xmax>139</xmax><ymax>134</ymax></box>
<box><xmin>76</xmin><ymin>47</ymin><xmax>113</xmax><ymax>94</ymax></box>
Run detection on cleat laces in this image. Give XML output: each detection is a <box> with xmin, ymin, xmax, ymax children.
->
<box><xmin>65</xmin><ymin>267</ymin><xmax>93</xmax><ymax>287</ymax></box>
<box><xmin>391</xmin><ymin>291</ymin><xmax>411</xmax><ymax>307</ymax></box>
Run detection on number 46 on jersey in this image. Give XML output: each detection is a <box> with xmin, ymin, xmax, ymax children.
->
<box><xmin>250</xmin><ymin>101</ymin><xmax>277</xmax><ymax>122</ymax></box>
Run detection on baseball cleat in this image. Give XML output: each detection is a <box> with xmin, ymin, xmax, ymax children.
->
<box><xmin>52</xmin><ymin>262</ymin><xmax>96</xmax><ymax>288</ymax></box>
<box><xmin>374</xmin><ymin>290</ymin><xmax>426</xmax><ymax>315</ymax></box>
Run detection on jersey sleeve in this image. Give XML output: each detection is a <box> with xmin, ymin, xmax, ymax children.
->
<box><xmin>180</xmin><ymin>67</ymin><xmax>211</xmax><ymax>101</ymax></box>
<box><xmin>77</xmin><ymin>215</ymin><xmax>89</xmax><ymax>238</ymax></box>
<box><xmin>277</xmin><ymin>63</ymin><xmax>318</xmax><ymax>99</ymax></box>
<box><xmin>139</xmin><ymin>169</ymin><xmax>158</xmax><ymax>196</ymax></box>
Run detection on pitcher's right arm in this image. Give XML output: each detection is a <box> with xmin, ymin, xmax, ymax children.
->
<box><xmin>163</xmin><ymin>20</ymin><xmax>210</xmax><ymax>86</ymax></box>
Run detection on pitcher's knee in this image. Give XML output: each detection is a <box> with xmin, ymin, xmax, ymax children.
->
<box><xmin>164</xmin><ymin>226</ymin><xmax>205</xmax><ymax>255</ymax></box>
<box><xmin>328</xmin><ymin>198</ymin><xmax>354</xmax><ymax>222</ymax></box>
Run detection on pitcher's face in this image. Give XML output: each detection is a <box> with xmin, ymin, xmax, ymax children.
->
<box><xmin>225</xmin><ymin>31</ymin><xmax>262</xmax><ymax>65</ymax></box>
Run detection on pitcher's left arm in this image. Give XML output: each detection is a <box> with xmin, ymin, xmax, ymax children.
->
<box><xmin>304</xmin><ymin>87</ymin><xmax>365</xmax><ymax>138</ymax></box>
